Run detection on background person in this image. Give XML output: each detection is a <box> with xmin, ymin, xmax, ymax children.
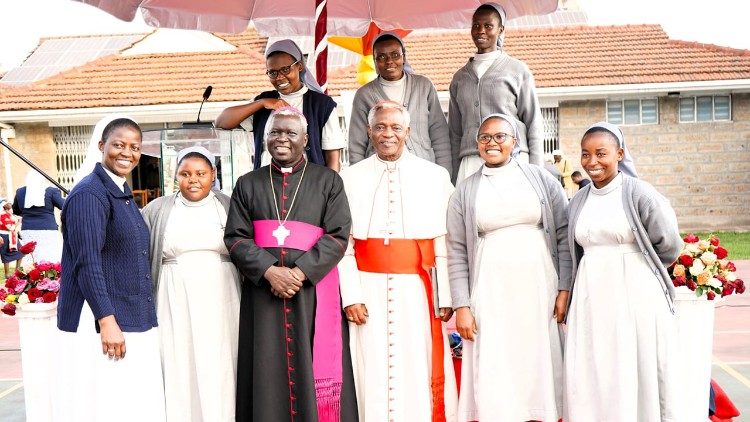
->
<box><xmin>142</xmin><ymin>146</ymin><xmax>240</xmax><ymax>422</ymax></box>
<box><xmin>0</xmin><ymin>199</ymin><xmax>23</xmax><ymax>276</ymax></box>
<box><xmin>56</xmin><ymin>118</ymin><xmax>165</xmax><ymax>422</ymax></box>
<box><xmin>571</xmin><ymin>170</ymin><xmax>590</xmax><ymax>189</ymax></box>
<box><xmin>215</xmin><ymin>39</ymin><xmax>345</xmax><ymax>172</ymax></box>
<box><xmin>447</xmin><ymin>114</ymin><xmax>569</xmax><ymax>422</ymax></box>
<box><xmin>552</xmin><ymin>149</ymin><xmax>574</xmax><ymax>198</ymax></box>
<box><xmin>348</xmin><ymin>32</ymin><xmax>452</xmax><ymax>177</ymax></box>
<box><xmin>13</xmin><ymin>170</ymin><xmax>65</xmax><ymax>263</ymax></box>
<box><xmin>564</xmin><ymin>122</ymin><xmax>682</xmax><ymax>421</ymax></box>
<box><xmin>449</xmin><ymin>2</ymin><xmax>544</xmax><ymax>182</ymax></box>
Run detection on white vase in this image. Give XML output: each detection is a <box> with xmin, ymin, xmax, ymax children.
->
<box><xmin>674</xmin><ymin>286</ymin><xmax>715</xmax><ymax>422</ymax></box>
<box><xmin>14</xmin><ymin>302</ymin><xmax>58</xmax><ymax>422</ymax></box>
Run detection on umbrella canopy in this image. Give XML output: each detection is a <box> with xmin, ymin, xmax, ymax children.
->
<box><xmin>76</xmin><ymin>0</ymin><xmax>558</xmax><ymax>36</ymax></box>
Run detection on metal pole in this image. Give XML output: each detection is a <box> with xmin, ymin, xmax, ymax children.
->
<box><xmin>0</xmin><ymin>137</ymin><xmax>69</xmax><ymax>195</ymax></box>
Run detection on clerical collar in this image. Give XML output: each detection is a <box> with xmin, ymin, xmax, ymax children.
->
<box><xmin>376</xmin><ymin>150</ymin><xmax>407</xmax><ymax>170</ymax></box>
<box><xmin>101</xmin><ymin>165</ymin><xmax>127</xmax><ymax>192</ymax></box>
<box><xmin>271</xmin><ymin>157</ymin><xmax>306</xmax><ymax>174</ymax></box>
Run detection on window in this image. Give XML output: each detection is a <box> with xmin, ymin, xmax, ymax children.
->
<box><xmin>606</xmin><ymin>99</ymin><xmax>658</xmax><ymax>125</ymax></box>
<box><xmin>679</xmin><ymin>95</ymin><xmax>731</xmax><ymax>122</ymax></box>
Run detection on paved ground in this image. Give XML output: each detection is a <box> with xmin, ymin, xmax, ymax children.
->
<box><xmin>1</xmin><ymin>263</ymin><xmax>749</xmax><ymax>421</ymax></box>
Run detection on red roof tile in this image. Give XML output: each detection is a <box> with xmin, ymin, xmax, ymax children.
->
<box><xmin>1</xmin><ymin>24</ymin><xmax>749</xmax><ymax>112</ymax></box>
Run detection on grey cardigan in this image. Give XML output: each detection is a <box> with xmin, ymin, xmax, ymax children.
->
<box><xmin>141</xmin><ymin>191</ymin><xmax>232</xmax><ymax>298</ymax></box>
<box><xmin>348</xmin><ymin>73</ymin><xmax>452</xmax><ymax>177</ymax></box>
<box><xmin>447</xmin><ymin>160</ymin><xmax>571</xmax><ymax>309</ymax></box>
<box><xmin>567</xmin><ymin>175</ymin><xmax>683</xmax><ymax>313</ymax></box>
<box><xmin>448</xmin><ymin>52</ymin><xmax>543</xmax><ymax>181</ymax></box>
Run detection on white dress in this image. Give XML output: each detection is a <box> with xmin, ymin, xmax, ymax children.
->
<box><xmin>158</xmin><ymin>193</ymin><xmax>241</xmax><ymax>422</ymax></box>
<box><xmin>458</xmin><ymin>162</ymin><xmax>562</xmax><ymax>422</ymax></box>
<box><xmin>564</xmin><ymin>174</ymin><xmax>679</xmax><ymax>422</ymax></box>
<box><xmin>345</xmin><ymin>156</ymin><xmax>458</xmax><ymax>422</ymax></box>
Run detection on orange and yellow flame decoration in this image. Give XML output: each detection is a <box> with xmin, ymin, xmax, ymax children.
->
<box><xmin>328</xmin><ymin>22</ymin><xmax>411</xmax><ymax>86</ymax></box>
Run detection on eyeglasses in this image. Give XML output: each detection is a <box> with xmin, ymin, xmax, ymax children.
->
<box><xmin>374</xmin><ymin>51</ymin><xmax>403</xmax><ymax>63</ymax></box>
<box><xmin>265</xmin><ymin>60</ymin><xmax>300</xmax><ymax>79</ymax></box>
<box><xmin>477</xmin><ymin>132</ymin><xmax>514</xmax><ymax>144</ymax></box>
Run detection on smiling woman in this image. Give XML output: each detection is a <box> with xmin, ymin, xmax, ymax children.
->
<box><xmin>56</xmin><ymin>117</ymin><xmax>166</xmax><ymax>421</ymax></box>
<box><xmin>214</xmin><ymin>38</ymin><xmax>345</xmax><ymax>172</ymax></box>
<box><xmin>141</xmin><ymin>146</ymin><xmax>240</xmax><ymax>421</ymax></box>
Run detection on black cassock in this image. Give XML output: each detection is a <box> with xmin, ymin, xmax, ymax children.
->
<box><xmin>224</xmin><ymin>160</ymin><xmax>357</xmax><ymax>422</ymax></box>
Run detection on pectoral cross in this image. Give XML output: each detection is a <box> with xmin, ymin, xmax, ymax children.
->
<box><xmin>272</xmin><ymin>224</ymin><xmax>291</xmax><ymax>246</ymax></box>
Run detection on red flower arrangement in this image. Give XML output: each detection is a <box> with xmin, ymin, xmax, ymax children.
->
<box><xmin>669</xmin><ymin>234</ymin><xmax>745</xmax><ymax>300</ymax></box>
<box><xmin>1</xmin><ymin>241</ymin><xmax>61</xmax><ymax>316</ymax></box>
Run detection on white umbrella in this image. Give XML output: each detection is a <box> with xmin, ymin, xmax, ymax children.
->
<box><xmin>76</xmin><ymin>0</ymin><xmax>558</xmax><ymax>90</ymax></box>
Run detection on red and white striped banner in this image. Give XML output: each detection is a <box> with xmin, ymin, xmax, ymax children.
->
<box><xmin>314</xmin><ymin>0</ymin><xmax>328</xmax><ymax>93</ymax></box>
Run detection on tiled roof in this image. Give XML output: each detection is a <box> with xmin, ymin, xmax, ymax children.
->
<box><xmin>1</xmin><ymin>24</ymin><xmax>749</xmax><ymax>112</ymax></box>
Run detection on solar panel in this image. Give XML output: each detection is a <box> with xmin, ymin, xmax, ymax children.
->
<box><xmin>0</xmin><ymin>34</ymin><xmax>145</xmax><ymax>86</ymax></box>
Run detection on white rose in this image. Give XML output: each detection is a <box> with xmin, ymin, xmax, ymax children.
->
<box><xmin>708</xmin><ymin>277</ymin><xmax>723</xmax><ymax>289</ymax></box>
<box><xmin>690</xmin><ymin>259</ymin><xmax>706</xmax><ymax>275</ymax></box>
<box><xmin>17</xmin><ymin>293</ymin><xmax>30</xmax><ymax>305</ymax></box>
<box><xmin>726</xmin><ymin>272</ymin><xmax>737</xmax><ymax>282</ymax></box>
<box><xmin>698</xmin><ymin>240</ymin><xmax>711</xmax><ymax>251</ymax></box>
<box><xmin>686</xmin><ymin>243</ymin><xmax>701</xmax><ymax>254</ymax></box>
<box><xmin>701</xmin><ymin>251</ymin><xmax>717</xmax><ymax>266</ymax></box>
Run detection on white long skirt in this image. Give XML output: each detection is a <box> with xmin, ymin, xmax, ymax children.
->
<box><xmin>564</xmin><ymin>244</ymin><xmax>680</xmax><ymax>422</ymax></box>
<box><xmin>459</xmin><ymin>225</ymin><xmax>562</xmax><ymax>422</ymax></box>
<box><xmin>54</xmin><ymin>308</ymin><xmax>166</xmax><ymax>422</ymax></box>
<box><xmin>158</xmin><ymin>256</ymin><xmax>240</xmax><ymax>422</ymax></box>
<box><xmin>349</xmin><ymin>271</ymin><xmax>458</xmax><ymax>422</ymax></box>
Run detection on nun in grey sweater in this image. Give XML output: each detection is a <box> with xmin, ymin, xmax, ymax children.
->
<box><xmin>347</xmin><ymin>32</ymin><xmax>452</xmax><ymax>177</ymax></box>
<box><xmin>564</xmin><ymin>122</ymin><xmax>683</xmax><ymax>422</ymax></box>
<box><xmin>446</xmin><ymin>114</ymin><xmax>569</xmax><ymax>421</ymax></box>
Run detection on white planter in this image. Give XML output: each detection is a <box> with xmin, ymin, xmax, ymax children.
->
<box><xmin>674</xmin><ymin>286</ymin><xmax>715</xmax><ymax>422</ymax></box>
<box><xmin>14</xmin><ymin>302</ymin><xmax>58</xmax><ymax>422</ymax></box>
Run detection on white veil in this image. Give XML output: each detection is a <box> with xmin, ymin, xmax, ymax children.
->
<box><xmin>72</xmin><ymin>114</ymin><xmax>133</xmax><ymax>188</ymax></box>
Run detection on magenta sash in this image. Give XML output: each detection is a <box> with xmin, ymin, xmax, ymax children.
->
<box><xmin>253</xmin><ymin>219</ymin><xmax>343</xmax><ymax>422</ymax></box>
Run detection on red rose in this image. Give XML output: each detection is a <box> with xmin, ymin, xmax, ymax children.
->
<box><xmin>53</xmin><ymin>263</ymin><xmax>62</xmax><ymax>272</ymax></box>
<box><xmin>672</xmin><ymin>276</ymin><xmax>686</xmax><ymax>287</ymax></box>
<box><xmin>714</xmin><ymin>246</ymin><xmax>728</xmax><ymax>260</ymax></box>
<box><xmin>4</xmin><ymin>276</ymin><xmax>18</xmax><ymax>290</ymax></box>
<box><xmin>710</xmin><ymin>236</ymin><xmax>720</xmax><ymax>246</ymax></box>
<box><xmin>35</xmin><ymin>262</ymin><xmax>52</xmax><ymax>272</ymax></box>
<box><xmin>1</xmin><ymin>303</ymin><xmax>16</xmax><ymax>316</ymax></box>
<box><xmin>721</xmin><ymin>284</ymin><xmax>735</xmax><ymax>297</ymax></box>
<box><xmin>726</xmin><ymin>262</ymin><xmax>737</xmax><ymax>272</ymax></box>
<box><xmin>678</xmin><ymin>255</ymin><xmax>694</xmax><ymax>267</ymax></box>
<box><xmin>736</xmin><ymin>279</ymin><xmax>746</xmax><ymax>295</ymax></box>
<box><xmin>42</xmin><ymin>292</ymin><xmax>57</xmax><ymax>303</ymax></box>
<box><xmin>27</xmin><ymin>288</ymin><xmax>43</xmax><ymax>302</ymax></box>
<box><xmin>19</xmin><ymin>241</ymin><xmax>37</xmax><ymax>255</ymax></box>
<box><xmin>27</xmin><ymin>268</ymin><xmax>41</xmax><ymax>281</ymax></box>
<box><xmin>683</xmin><ymin>234</ymin><xmax>699</xmax><ymax>243</ymax></box>
<box><xmin>706</xmin><ymin>291</ymin><xmax>716</xmax><ymax>300</ymax></box>
<box><xmin>686</xmin><ymin>280</ymin><xmax>698</xmax><ymax>291</ymax></box>
<box><xmin>0</xmin><ymin>289</ymin><xmax>7</xmax><ymax>301</ymax></box>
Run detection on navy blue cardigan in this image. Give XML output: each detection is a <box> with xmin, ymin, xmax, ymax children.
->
<box><xmin>12</xmin><ymin>186</ymin><xmax>65</xmax><ymax>230</ymax></box>
<box><xmin>57</xmin><ymin>163</ymin><xmax>157</xmax><ymax>333</ymax></box>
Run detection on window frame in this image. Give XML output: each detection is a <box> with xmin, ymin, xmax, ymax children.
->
<box><xmin>605</xmin><ymin>98</ymin><xmax>659</xmax><ymax>126</ymax></box>
<box><xmin>678</xmin><ymin>95</ymin><xmax>732</xmax><ymax>123</ymax></box>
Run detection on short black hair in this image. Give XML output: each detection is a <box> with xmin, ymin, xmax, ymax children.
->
<box><xmin>101</xmin><ymin>118</ymin><xmax>141</xmax><ymax>143</ymax></box>
<box><xmin>572</xmin><ymin>170</ymin><xmax>583</xmax><ymax>178</ymax></box>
